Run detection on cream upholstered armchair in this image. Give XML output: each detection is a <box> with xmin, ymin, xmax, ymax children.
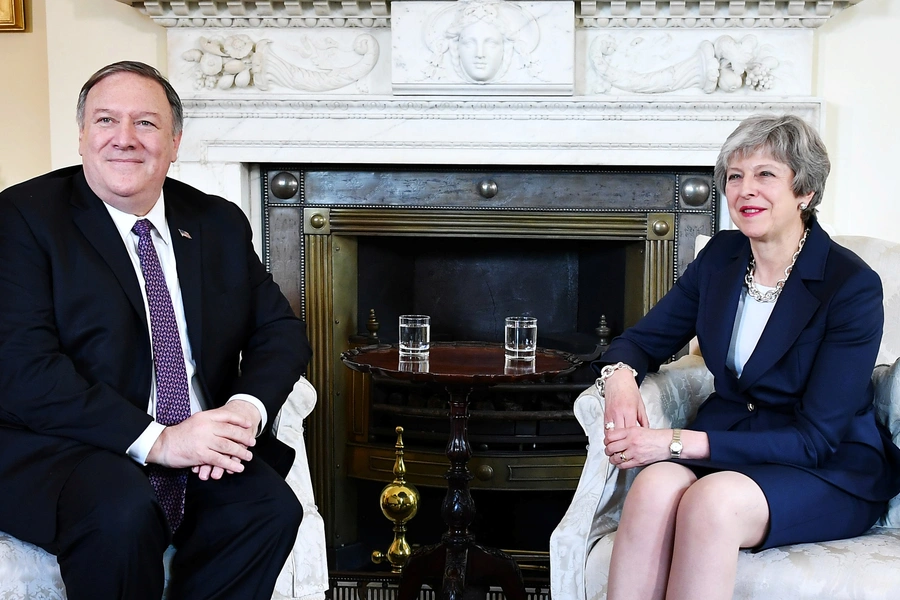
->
<box><xmin>551</xmin><ymin>235</ymin><xmax>900</xmax><ymax>600</ymax></box>
<box><xmin>0</xmin><ymin>376</ymin><xmax>329</xmax><ymax>600</ymax></box>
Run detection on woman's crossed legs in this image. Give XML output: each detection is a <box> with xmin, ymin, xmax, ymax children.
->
<box><xmin>607</xmin><ymin>462</ymin><xmax>769</xmax><ymax>600</ymax></box>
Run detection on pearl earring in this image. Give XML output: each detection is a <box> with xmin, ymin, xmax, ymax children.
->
<box><xmin>799</xmin><ymin>203</ymin><xmax>808</xmax><ymax>211</ymax></box>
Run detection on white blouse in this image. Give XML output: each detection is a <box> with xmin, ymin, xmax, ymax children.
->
<box><xmin>727</xmin><ymin>284</ymin><xmax>778</xmax><ymax>378</ymax></box>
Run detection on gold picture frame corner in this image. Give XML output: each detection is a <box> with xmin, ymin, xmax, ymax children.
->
<box><xmin>0</xmin><ymin>0</ymin><xmax>26</xmax><ymax>33</ymax></box>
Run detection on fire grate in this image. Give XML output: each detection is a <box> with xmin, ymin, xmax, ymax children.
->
<box><xmin>327</xmin><ymin>572</ymin><xmax>552</xmax><ymax>600</ymax></box>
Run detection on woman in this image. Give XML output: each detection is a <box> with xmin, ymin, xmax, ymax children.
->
<box><xmin>595</xmin><ymin>114</ymin><xmax>900</xmax><ymax>600</ymax></box>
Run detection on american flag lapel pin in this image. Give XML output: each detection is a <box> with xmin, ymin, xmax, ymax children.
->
<box><xmin>178</xmin><ymin>229</ymin><xmax>192</xmax><ymax>239</ymax></box>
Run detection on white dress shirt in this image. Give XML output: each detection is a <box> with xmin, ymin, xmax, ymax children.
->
<box><xmin>102</xmin><ymin>194</ymin><xmax>267</xmax><ymax>464</ymax></box>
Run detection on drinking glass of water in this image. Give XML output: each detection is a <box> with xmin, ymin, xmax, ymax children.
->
<box><xmin>399</xmin><ymin>315</ymin><xmax>431</xmax><ymax>358</ymax></box>
<box><xmin>505</xmin><ymin>316</ymin><xmax>537</xmax><ymax>361</ymax></box>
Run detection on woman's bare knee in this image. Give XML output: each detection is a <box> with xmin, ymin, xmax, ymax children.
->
<box><xmin>676</xmin><ymin>472</ymin><xmax>769</xmax><ymax>548</ymax></box>
<box><xmin>622</xmin><ymin>463</ymin><xmax>697</xmax><ymax>517</ymax></box>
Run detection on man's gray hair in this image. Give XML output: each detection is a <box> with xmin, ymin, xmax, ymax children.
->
<box><xmin>714</xmin><ymin>114</ymin><xmax>831</xmax><ymax>222</ymax></box>
<box><xmin>76</xmin><ymin>61</ymin><xmax>184</xmax><ymax>136</ymax></box>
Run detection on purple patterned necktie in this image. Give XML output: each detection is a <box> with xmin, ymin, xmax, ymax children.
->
<box><xmin>133</xmin><ymin>218</ymin><xmax>191</xmax><ymax>533</ymax></box>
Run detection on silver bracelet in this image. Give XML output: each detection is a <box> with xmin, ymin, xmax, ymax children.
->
<box><xmin>595</xmin><ymin>361</ymin><xmax>638</xmax><ymax>397</ymax></box>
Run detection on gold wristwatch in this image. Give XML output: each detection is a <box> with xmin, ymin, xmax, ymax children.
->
<box><xmin>669</xmin><ymin>428</ymin><xmax>683</xmax><ymax>459</ymax></box>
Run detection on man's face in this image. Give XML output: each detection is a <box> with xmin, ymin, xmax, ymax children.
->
<box><xmin>78</xmin><ymin>71</ymin><xmax>182</xmax><ymax>215</ymax></box>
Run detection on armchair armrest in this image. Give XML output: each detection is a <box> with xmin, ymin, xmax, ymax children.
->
<box><xmin>641</xmin><ymin>354</ymin><xmax>715</xmax><ymax>430</ymax></box>
<box><xmin>271</xmin><ymin>377</ymin><xmax>329</xmax><ymax>600</ymax></box>
<box><xmin>550</xmin><ymin>355</ymin><xmax>714</xmax><ymax>600</ymax></box>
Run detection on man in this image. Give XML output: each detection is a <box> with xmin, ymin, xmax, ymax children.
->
<box><xmin>0</xmin><ymin>61</ymin><xmax>312</xmax><ymax>599</ymax></box>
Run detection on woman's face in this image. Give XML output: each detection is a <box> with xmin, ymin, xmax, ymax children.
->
<box><xmin>457</xmin><ymin>20</ymin><xmax>505</xmax><ymax>82</ymax></box>
<box><xmin>725</xmin><ymin>148</ymin><xmax>813</xmax><ymax>245</ymax></box>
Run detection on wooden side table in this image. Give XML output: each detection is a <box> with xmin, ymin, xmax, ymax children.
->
<box><xmin>341</xmin><ymin>342</ymin><xmax>580</xmax><ymax>600</ymax></box>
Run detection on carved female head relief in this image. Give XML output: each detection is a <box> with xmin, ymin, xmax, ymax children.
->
<box><xmin>422</xmin><ymin>0</ymin><xmax>542</xmax><ymax>85</ymax></box>
<box><xmin>391</xmin><ymin>0</ymin><xmax>573</xmax><ymax>95</ymax></box>
<box><xmin>445</xmin><ymin>2</ymin><xmax>512</xmax><ymax>83</ymax></box>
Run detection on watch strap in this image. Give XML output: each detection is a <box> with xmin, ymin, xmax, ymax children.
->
<box><xmin>669</xmin><ymin>428</ymin><xmax>683</xmax><ymax>459</ymax></box>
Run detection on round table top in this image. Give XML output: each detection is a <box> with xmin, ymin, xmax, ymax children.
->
<box><xmin>340</xmin><ymin>341</ymin><xmax>581</xmax><ymax>385</ymax></box>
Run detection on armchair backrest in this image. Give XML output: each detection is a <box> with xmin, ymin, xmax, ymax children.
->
<box><xmin>826</xmin><ymin>236</ymin><xmax>900</xmax><ymax>527</ymax></box>
<box><xmin>833</xmin><ymin>236</ymin><xmax>900</xmax><ymax>366</ymax></box>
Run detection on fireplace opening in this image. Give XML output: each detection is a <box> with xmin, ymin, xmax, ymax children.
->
<box><xmin>353</xmin><ymin>234</ymin><xmax>637</xmax><ymax>452</ymax></box>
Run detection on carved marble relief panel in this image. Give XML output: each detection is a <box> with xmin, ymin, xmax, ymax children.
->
<box><xmin>167</xmin><ymin>28</ymin><xmax>392</xmax><ymax>95</ymax></box>
<box><xmin>391</xmin><ymin>0</ymin><xmax>574</xmax><ymax>96</ymax></box>
<box><xmin>580</xmin><ymin>29</ymin><xmax>812</xmax><ymax>96</ymax></box>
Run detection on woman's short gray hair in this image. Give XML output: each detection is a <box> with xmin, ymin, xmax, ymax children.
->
<box><xmin>714</xmin><ymin>114</ymin><xmax>830</xmax><ymax>222</ymax></box>
<box><xmin>76</xmin><ymin>61</ymin><xmax>183</xmax><ymax>136</ymax></box>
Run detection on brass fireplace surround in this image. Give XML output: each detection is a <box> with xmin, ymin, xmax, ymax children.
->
<box><xmin>262</xmin><ymin>165</ymin><xmax>716</xmax><ymax>562</ymax></box>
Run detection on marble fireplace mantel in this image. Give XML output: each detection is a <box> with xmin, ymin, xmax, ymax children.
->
<box><xmin>115</xmin><ymin>1</ymin><xmax>865</xmax><ymax>561</ymax></box>
<box><xmin>115</xmin><ymin>0</ymin><xmax>865</xmax><ymax>221</ymax></box>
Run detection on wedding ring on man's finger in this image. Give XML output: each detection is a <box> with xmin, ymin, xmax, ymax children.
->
<box><xmin>605</xmin><ymin>421</ymin><xmax>615</xmax><ymax>431</ymax></box>
<box><xmin>619</xmin><ymin>452</ymin><xmax>628</xmax><ymax>462</ymax></box>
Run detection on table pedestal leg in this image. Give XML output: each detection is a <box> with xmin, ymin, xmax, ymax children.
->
<box><xmin>398</xmin><ymin>387</ymin><xmax>526</xmax><ymax>600</ymax></box>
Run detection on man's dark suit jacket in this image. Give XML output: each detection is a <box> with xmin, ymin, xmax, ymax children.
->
<box><xmin>596</xmin><ymin>219</ymin><xmax>900</xmax><ymax>504</ymax></box>
<box><xmin>0</xmin><ymin>166</ymin><xmax>312</xmax><ymax>545</ymax></box>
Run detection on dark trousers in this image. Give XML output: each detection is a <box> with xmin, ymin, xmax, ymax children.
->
<box><xmin>45</xmin><ymin>450</ymin><xmax>303</xmax><ymax>600</ymax></box>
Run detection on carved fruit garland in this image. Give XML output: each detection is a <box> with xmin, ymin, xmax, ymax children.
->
<box><xmin>182</xmin><ymin>34</ymin><xmax>379</xmax><ymax>92</ymax></box>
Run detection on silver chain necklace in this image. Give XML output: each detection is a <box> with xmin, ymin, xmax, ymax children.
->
<box><xmin>745</xmin><ymin>227</ymin><xmax>810</xmax><ymax>303</ymax></box>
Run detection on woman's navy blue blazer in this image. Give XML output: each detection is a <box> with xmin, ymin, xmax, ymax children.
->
<box><xmin>595</xmin><ymin>219</ymin><xmax>900</xmax><ymax>503</ymax></box>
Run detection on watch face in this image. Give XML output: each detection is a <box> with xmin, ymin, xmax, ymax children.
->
<box><xmin>670</xmin><ymin>441</ymin><xmax>683</xmax><ymax>453</ymax></box>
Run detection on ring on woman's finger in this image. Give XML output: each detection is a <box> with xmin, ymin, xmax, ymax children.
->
<box><xmin>605</xmin><ymin>421</ymin><xmax>615</xmax><ymax>431</ymax></box>
<box><xmin>619</xmin><ymin>452</ymin><xmax>628</xmax><ymax>462</ymax></box>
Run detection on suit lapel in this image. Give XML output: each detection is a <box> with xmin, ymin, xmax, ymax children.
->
<box><xmin>71</xmin><ymin>171</ymin><xmax>147</xmax><ymax>326</ymax></box>
<box><xmin>737</xmin><ymin>222</ymin><xmax>828</xmax><ymax>390</ymax></box>
<box><xmin>701</xmin><ymin>242</ymin><xmax>749</xmax><ymax>373</ymax></box>
<box><xmin>165</xmin><ymin>187</ymin><xmax>203</xmax><ymax>365</ymax></box>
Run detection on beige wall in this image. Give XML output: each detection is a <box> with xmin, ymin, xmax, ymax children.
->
<box><xmin>816</xmin><ymin>0</ymin><xmax>900</xmax><ymax>242</ymax></box>
<box><xmin>3</xmin><ymin>0</ymin><xmax>899</xmax><ymax>243</ymax></box>
<box><xmin>0</xmin><ymin>0</ymin><xmax>163</xmax><ymax>190</ymax></box>
<box><xmin>45</xmin><ymin>0</ymin><xmax>165</xmax><ymax>168</ymax></box>
<box><xmin>0</xmin><ymin>0</ymin><xmax>50</xmax><ymax>189</ymax></box>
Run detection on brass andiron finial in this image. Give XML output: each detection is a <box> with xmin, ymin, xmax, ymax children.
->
<box><xmin>371</xmin><ymin>426</ymin><xmax>420</xmax><ymax>573</ymax></box>
<box><xmin>366</xmin><ymin>308</ymin><xmax>380</xmax><ymax>343</ymax></box>
<box><xmin>595</xmin><ymin>314</ymin><xmax>611</xmax><ymax>346</ymax></box>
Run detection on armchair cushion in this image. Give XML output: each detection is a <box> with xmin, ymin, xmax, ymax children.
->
<box><xmin>0</xmin><ymin>534</ymin><xmax>66</xmax><ymax>600</ymax></box>
<box><xmin>586</xmin><ymin>527</ymin><xmax>900</xmax><ymax>600</ymax></box>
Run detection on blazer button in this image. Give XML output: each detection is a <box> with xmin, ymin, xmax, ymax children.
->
<box><xmin>747</xmin><ymin>402</ymin><xmax>755</xmax><ymax>412</ymax></box>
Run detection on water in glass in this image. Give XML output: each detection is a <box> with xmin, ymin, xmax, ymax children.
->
<box><xmin>505</xmin><ymin>316</ymin><xmax>537</xmax><ymax>360</ymax></box>
<box><xmin>399</xmin><ymin>315</ymin><xmax>430</xmax><ymax>357</ymax></box>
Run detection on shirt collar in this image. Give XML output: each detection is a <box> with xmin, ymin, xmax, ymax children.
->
<box><xmin>103</xmin><ymin>192</ymin><xmax>171</xmax><ymax>246</ymax></box>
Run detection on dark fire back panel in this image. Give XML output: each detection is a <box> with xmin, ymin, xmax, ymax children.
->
<box><xmin>356</xmin><ymin>236</ymin><xmax>630</xmax><ymax>350</ymax></box>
